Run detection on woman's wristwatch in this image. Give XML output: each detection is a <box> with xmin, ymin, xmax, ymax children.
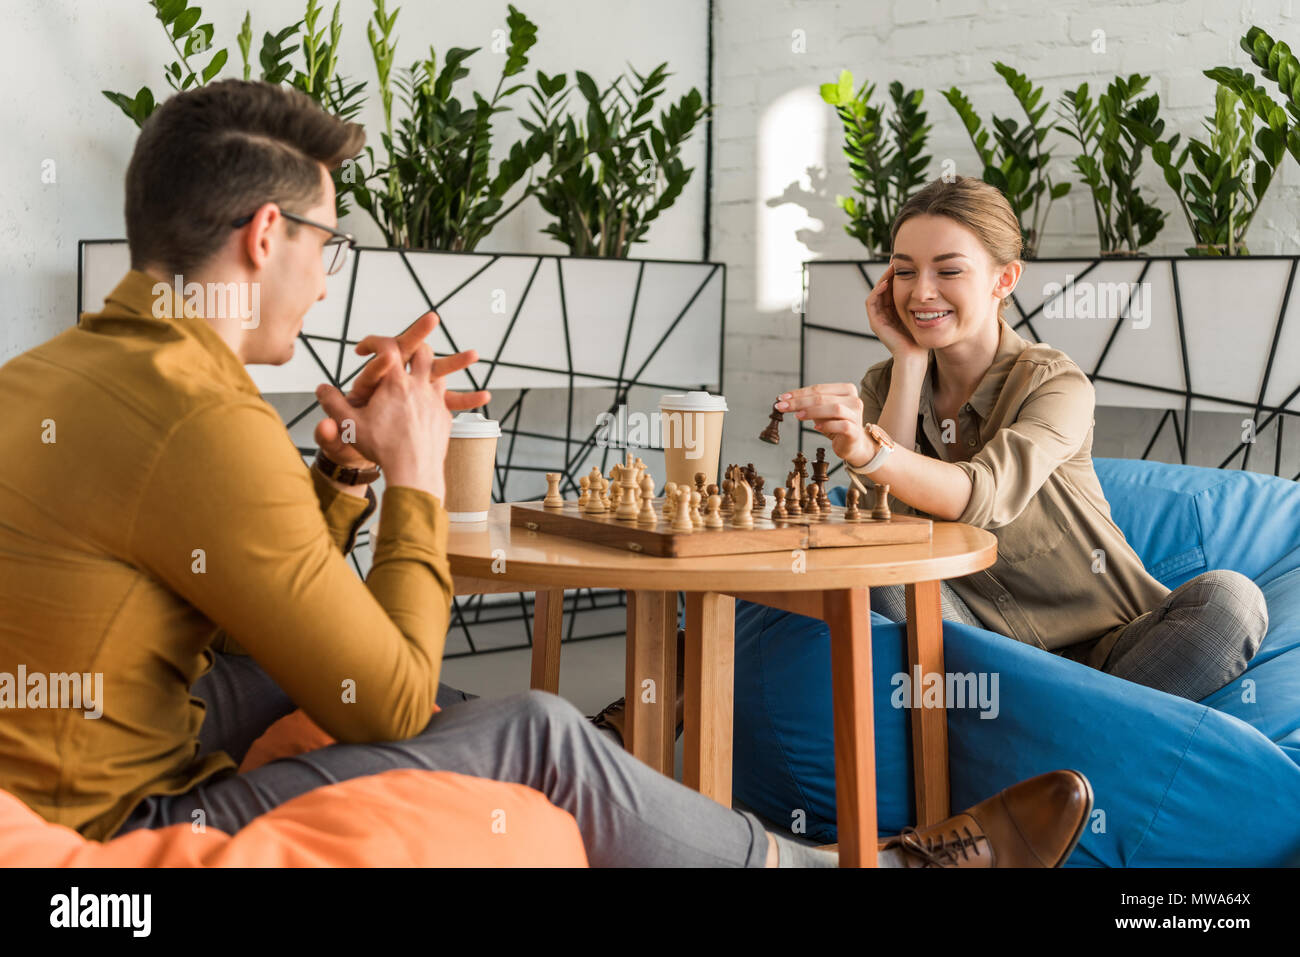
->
<box><xmin>313</xmin><ymin>450</ymin><xmax>382</xmax><ymax>486</ymax></box>
<box><xmin>854</xmin><ymin>422</ymin><xmax>896</xmax><ymax>474</ymax></box>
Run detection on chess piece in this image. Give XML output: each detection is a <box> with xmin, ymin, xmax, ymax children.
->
<box><xmin>804</xmin><ymin>483</ymin><xmax>820</xmax><ymax>514</ymax></box>
<box><xmin>617</xmin><ymin>465</ymin><xmax>640</xmax><ymax>521</ymax></box>
<box><xmin>759</xmin><ymin>403</ymin><xmax>784</xmax><ymax>444</ymax></box>
<box><xmin>671</xmin><ymin>487</ymin><xmax>694</xmax><ymax>532</ymax></box>
<box><xmin>638</xmin><ymin>475</ymin><xmax>657</xmax><ymax>524</ymax></box>
<box><xmin>706</xmin><ymin>483</ymin><xmax>719</xmax><ymax>500</ymax></box>
<box><xmin>543</xmin><ymin>472</ymin><xmax>564</xmax><ymax>508</ymax></box>
<box><xmin>609</xmin><ymin>468</ymin><xmax>624</xmax><ymax>512</ymax></box>
<box><xmin>719</xmin><ymin>478</ymin><xmax>733</xmax><ymax>515</ymax></box>
<box><xmin>578</xmin><ymin>475</ymin><xmax>591</xmax><ymax>511</ymax></box>
<box><xmin>663</xmin><ymin>482</ymin><xmax>678</xmax><ymax>519</ymax></box>
<box><xmin>590</xmin><ymin>475</ymin><xmax>608</xmax><ymax>513</ymax></box>
<box><xmin>793</xmin><ymin>451</ymin><xmax>808</xmax><ymax>482</ymax></box>
<box><xmin>751</xmin><ymin>473</ymin><xmax>765</xmax><ymax>511</ymax></box>
<box><xmin>730</xmin><ymin>478</ymin><xmax>755</xmax><ymax>528</ymax></box>
<box><xmin>704</xmin><ymin>493</ymin><xmax>723</xmax><ymax>527</ymax></box>
<box><xmin>694</xmin><ymin>471</ymin><xmax>707</xmax><ymax>498</ymax></box>
<box><xmin>690</xmin><ymin>489</ymin><xmax>703</xmax><ymax>528</ymax></box>
<box><xmin>814</xmin><ymin>449</ymin><xmax>831</xmax><ymax>509</ymax></box>
<box><xmin>872</xmin><ymin>483</ymin><xmax>892</xmax><ymax>521</ymax></box>
<box><xmin>845</xmin><ymin>486</ymin><xmax>860</xmax><ymax>520</ymax></box>
<box><xmin>772</xmin><ymin>486</ymin><xmax>787</xmax><ymax>519</ymax></box>
<box><xmin>785</xmin><ymin>474</ymin><xmax>802</xmax><ymax>515</ymax></box>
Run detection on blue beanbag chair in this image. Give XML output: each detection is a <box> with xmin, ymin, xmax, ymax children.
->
<box><xmin>732</xmin><ymin>457</ymin><xmax>1300</xmax><ymax>865</ymax></box>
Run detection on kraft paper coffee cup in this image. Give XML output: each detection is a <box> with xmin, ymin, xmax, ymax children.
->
<box><xmin>444</xmin><ymin>412</ymin><xmax>500</xmax><ymax>522</ymax></box>
<box><xmin>659</xmin><ymin>391</ymin><xmax>727</xmax><ymax>490</ymax></box>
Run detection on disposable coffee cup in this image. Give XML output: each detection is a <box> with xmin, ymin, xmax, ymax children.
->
<box><xmin>659</xmin><ymin>391</ymin><xmax>727</xmax><ymax>490</ymax></box>
<box><xmin>443</xmin><ymin>412</ymin><xmax>500</xmax><ymax>522</ymax></box>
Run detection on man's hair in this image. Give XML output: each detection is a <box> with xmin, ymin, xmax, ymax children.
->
<box><xmin>125</xmin><ymin>79</ymin><xmax>365</xmax><ymax>276</ymax></box>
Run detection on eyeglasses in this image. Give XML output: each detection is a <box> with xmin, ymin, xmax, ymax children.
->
<box><xmin>231</xmin><ymin>208</ymin><xmax>356</xmax><ymax>276</ymax></box>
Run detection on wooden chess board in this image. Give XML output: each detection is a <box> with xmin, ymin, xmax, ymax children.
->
<box><xmin>510</xmin><ymin>499</ymin><xmax>932</xmax><ymax>558</ymax></box>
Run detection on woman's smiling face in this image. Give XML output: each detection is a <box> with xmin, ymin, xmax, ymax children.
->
<box><xmin>890</xmin><ymin>213</ymin><xmax>1019</xmax><ymax>347</ymax></box>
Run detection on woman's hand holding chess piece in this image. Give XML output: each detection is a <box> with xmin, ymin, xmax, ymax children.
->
<box><xmin>774</xmin><ymin>383</ymin><xmax>877</xmax><ymax>470</ymax></box>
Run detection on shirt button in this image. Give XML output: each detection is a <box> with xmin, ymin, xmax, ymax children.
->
<box><xmin>964</xmin><ymin>403</ymin><xmax>972</xmax><ymax>412</ymax></box>
<box><xmin>966</xmin><ymin>439</ymin><xmax>977</xmax><ymax>447</ymax></box>
<box><xmin>997</xmin><ymin>595</ymin><xmax>1008</xmax><ymax>604</ymax></box>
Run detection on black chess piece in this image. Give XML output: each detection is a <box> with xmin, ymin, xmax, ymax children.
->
<box><xmin>759</xmin><ymin>404</ymin><xmax>784</xmax><ymax>444</ymax></box>
<box><xmin>752</xmin><ymin>473</ymin><xmax>765</xmax><ymax>510</ymax></box>
<box><xmin>845</xmin><ymin>486</ymin><xmax>860</xmax><ymax>520</ymax></box>
<box><xmin>813</xmin><ymin>447</ymin><xmax>831</xmax><ymax>509</ymax></box>
<box><xmin>872</xmin><ymin>483</ymin><xmax>892</xmax><ymax>521</ymax></box>
<box><xmin>772</xmin><ymin>486</ymin><xmax>787</xmax><ymax>519</ymax></box>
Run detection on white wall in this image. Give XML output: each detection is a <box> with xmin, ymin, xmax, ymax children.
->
<box><xmin>8</xmin><ymin>0</ymin><xmax>1300</xmax><ymax>485</ymax></box>
<box><xmin>0</xmin><ymin>0</ymin><xmax>709</xmax><ymax>360</ymax></box>
<box><xmin>712</xmin><ymin>0</ymin><xmax>1300</xmax><ymax>479</ymax></box>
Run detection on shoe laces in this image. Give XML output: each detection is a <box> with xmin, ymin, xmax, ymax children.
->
<box><xmin>895</xmin><ymin>824</ymin><xmax>987</xmax><ymax>867</ymax></box>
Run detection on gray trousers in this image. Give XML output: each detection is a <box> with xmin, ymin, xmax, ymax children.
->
<box><xmin>115</xmin><ymin>655</ymin><xmax>770</xmax><ymax>867</ymax></box>
<box><xmin>870</xmin><ymin>570</ymin><xmax>1268</xmax><ymax>702</ymax></box>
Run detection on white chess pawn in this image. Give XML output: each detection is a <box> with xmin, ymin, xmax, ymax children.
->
<box><xmin>663</xmin><ymin>482</ymin><xmax>678</xmax><ymax>519</ymax></box>
<box><xmin>704</xmin><ymin>493</ymin><xmax>723</xmax><ymax>528</ymax></box>
<box><xmin>637</xmin><ymin>475</ymin><xmax>657</xmax><ymax>524</ymax></box>
<box><xmin>671</xmin><ymin>486</ymin><xmax>694</xmax><ymax>532</ymax></box>
<box><xmin>578</xmin><ymin>475</ymin><xmax>591</xmax><ymax>511</ymax></box>
<box><xmin>690</xmin><ymin>489</ymin><xmax>703</xmax><ymax>528</ymax></box>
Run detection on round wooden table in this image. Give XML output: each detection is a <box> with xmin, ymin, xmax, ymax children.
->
<box><xmin>446</xmin><ymin>503</ymin><xmax>997</xmax><ymax>867</ymax></box>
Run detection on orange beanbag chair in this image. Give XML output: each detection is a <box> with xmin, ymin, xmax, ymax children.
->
<box><xmin>1</xmin><ymin>710</ymin><xmax>588</xmax><ymax>867</ymax></box>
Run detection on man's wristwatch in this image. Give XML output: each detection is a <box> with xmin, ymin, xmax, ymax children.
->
<box><xmin>854</xmin><ymin>422</ymin><xmax>896</xmax><ymax>474</ymax></box>
<box><xmin>313</xmin><ymin>450</ymin><xmax>382</xmax><ymax>486</ymax></box>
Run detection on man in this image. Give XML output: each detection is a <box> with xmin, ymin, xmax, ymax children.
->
<box><xmin>0</xmin><ymin>79</ymin><xmax>1093</xmax><ymax>867</ymax></box>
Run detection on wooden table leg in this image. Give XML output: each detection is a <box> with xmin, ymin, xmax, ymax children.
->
<box><xmin>624</xmin><ymin>590</ymin><xmax>676</xmax><ymax>775</ymax></box>
<box><xmin>529</xmin><ymin>589</ymin><xmax>564</xmax><ymax>693</ymax></box>
<box><xmin>825</xmin><ymin>587</ymin><xmax>877</xmax><ymax>868</ymax></box>
<box><xmin>683</xmin><ymin>591</ymin><xmax>735</xmax><ymax>806</ymax></box>
<box><xmin>905</xmin><ymin>580</ymin><xmax>950</xmax><ymax>826</ymax></box>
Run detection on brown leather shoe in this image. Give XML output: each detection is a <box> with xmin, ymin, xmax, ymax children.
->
<box><xmin>590</xmin><ymin>628</ymin><xmax>686</xmax><ymax>746</ymax></box>
<box><xmin>880</xmin><ymin>769</ymin><xmax>1094</xmax><ymax>868</ymax></box>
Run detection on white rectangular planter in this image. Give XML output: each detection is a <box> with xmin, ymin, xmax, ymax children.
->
<box><xmin>79</xmin><ymin>241</ymin><xmax>725</xmax><ymax>397</ymax></box>
<box><xmin>803</xmin><ymin>256</ymin><xmax>1300</xmax><ymax>471</ymax></box>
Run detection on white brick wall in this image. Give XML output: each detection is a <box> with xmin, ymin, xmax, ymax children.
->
<box><xmin>712</xmin><ymin>0</ymin><xmax>1300</xmax><ymax>479</ymax></box>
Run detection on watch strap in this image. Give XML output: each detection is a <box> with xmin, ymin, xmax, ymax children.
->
<box><xmin>313</xmin><ymin>450</ymin><xmax>381</xmax><ymax>486</ymax></box>
<box><xmin>856</xmin><ymin>423</ymin><xmax>895</xmax><ymax>474</ymax></box>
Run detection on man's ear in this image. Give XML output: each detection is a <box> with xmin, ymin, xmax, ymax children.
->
<box><xmin>241</xmin><ymin>203</ymin><xmax>280</xmax><ymax>270</ymax></box>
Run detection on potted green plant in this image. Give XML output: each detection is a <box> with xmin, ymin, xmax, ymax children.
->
<box><xmin>102</xmin><ymin>0</ymin><xmax>367</xmax><ymax>217</ymax></box>
<box><xmin>819</xmin><ymin>71</ymin><xmax>931</xmax><ymax>258</ymax></box>
<box><xmin>1151</xmin><ymin>85</ymin><xmax>1279</xmax><ymax>256</ymax></box>
<box><xmin>1055</xmin><ymin>74</ymin><xmax>1173</xmax><ymax>257</ymax></box>
<box><xmin>353</xmin><ymin>1</ymin><xmax>565</xmax><ymax>252</ymax></box>
<box><xmin>529</xmin><ymin>64</ymin><xmax>710</xmax><ymax>258</ymax></box>
<box><xmin>942</xmin><ymin>63</ymin><xmax>1071</xmax><ymax>258</ymax></box>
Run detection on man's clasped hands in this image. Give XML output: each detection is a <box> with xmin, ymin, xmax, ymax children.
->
<box><xmin>313</xmin><ymin>311</ymin><xmax>489</xmax><ymax>502</ymax></box>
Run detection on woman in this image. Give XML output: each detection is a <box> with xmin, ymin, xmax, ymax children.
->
<box><xmin>779</xmin><ymin>175</ymin><xmax>1267</xmax><ymax>701</ymax></box>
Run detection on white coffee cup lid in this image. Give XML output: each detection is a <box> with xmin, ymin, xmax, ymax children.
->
<box><xmin>659</xmin><ymin>390</ymin><xmax>728</xmax><ymax>412</ymax></box>
<box><xmin>450</xmin><ymin>412</ymin><xmax>501</xmax><ymax>438</ymax></box>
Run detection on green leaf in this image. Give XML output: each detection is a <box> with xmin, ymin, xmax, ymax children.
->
<box><xmin>172</xmin><ymin>6</ymin><xmax>201</xmax><ymax>39</ymax></box>
<box><xmin>201</xmin><ymin>47</ymin><xmax>228</xmax><ymax>83</ymax></box>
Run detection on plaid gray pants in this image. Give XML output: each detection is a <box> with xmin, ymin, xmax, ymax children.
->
<box><xmin>871</xmin><ymin>570</ymin><xmax>1268</xmax><ymax>702</ymax></box>
<box><xmin>1098</xmin><ymin>569</ymin><xmax>1268</xmax><ymax>701</ymax></box>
